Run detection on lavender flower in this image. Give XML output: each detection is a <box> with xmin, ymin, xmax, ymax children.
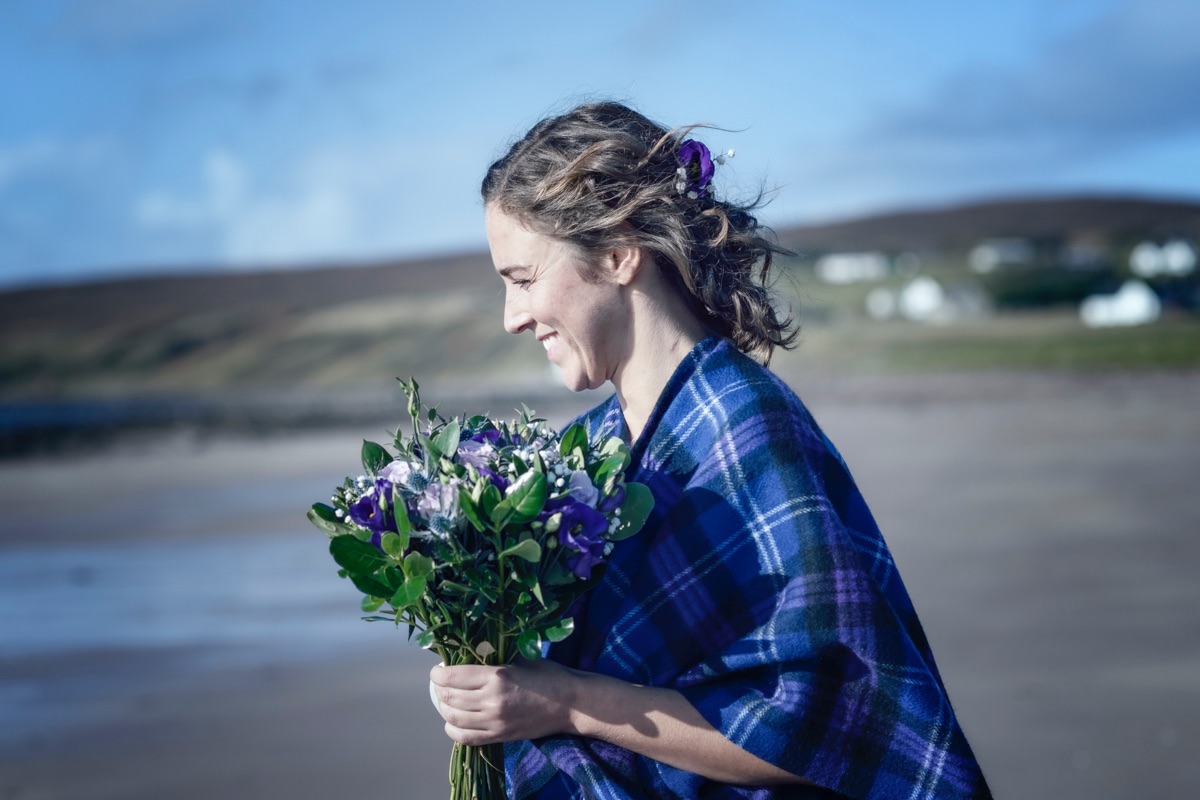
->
<box><xmin>380</xmin><ymin>459</ymin><xmax>427</xmax><ymax>492</ymax></box>
<box><xmin>456</xmin><ymin>439</ymin><xmax>495</xmax><ymax>470</ymax></box>
<box><xmin>417</xmin><ymin>480</ymin><xmax>461</xmax><ymax>538</ymax></box>
<box><xmin>557</xmin><ymin>500</ymin><xmax>608</xmax><ymax>579</ymax></box>
<box><xmin>566</xmin><ymin>470</ymin><xmax>600</xmax><ymax>508</ymax></box>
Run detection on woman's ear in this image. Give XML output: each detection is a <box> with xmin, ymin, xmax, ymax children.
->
<box><xmin>608</xmin><ymin>244</ymin><xmax>644</xmax><ymax>286</ymax></box>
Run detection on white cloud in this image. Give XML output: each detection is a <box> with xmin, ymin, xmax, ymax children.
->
<box><xmin>134</xmin><ymin>133</ymin><xmax>489</xmax><ymax>268</ymax></box>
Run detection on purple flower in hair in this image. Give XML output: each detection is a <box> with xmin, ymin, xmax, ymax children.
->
<box><xmin>677</xmin><ymin>139</ymin><xmax>714</xmax><ymax>198</ymax></box>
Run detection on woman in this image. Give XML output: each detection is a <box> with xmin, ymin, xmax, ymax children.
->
<box><xmin>429</xmin><ymin>102</ymin><xmax>991</xmax><ymax>799</ymax></box>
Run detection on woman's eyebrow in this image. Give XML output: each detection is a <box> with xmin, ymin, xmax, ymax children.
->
<box><xmin>496</xmin><ymin>265</ymin><xmax>531</xmax><ymax>278</ymax></box>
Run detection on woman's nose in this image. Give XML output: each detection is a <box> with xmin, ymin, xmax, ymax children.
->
<box><xmin>503</xmin><ymin>290</ymin><xmax>533</xmax><ymax>335</ymax></box>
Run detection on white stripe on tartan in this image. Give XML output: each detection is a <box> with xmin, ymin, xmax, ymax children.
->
<box><xmin>907</xmin><ymin>691</ymin><xmax>953</xmax><ymax>800</ymax></box>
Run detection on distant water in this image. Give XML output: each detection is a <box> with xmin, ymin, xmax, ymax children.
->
<box><xmin>0</xmin><ymin>536</ymin><xmax>368</xmax><ymax>656</ymax></box>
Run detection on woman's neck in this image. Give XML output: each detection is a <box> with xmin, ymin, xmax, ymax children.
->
<box><xmin>611</xmin><ymin>289</ymin><xmax>706</xmax><ymax>443</ymax></box>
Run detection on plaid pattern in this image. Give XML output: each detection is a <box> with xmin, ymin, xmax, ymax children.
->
<box><xmin>506</xmin><ymin>337</ymin><xmax>991</xmax><ymax>799</ymax></box>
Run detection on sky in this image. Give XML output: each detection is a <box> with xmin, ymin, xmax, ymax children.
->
<box><xmin>2</xmin><ymin>0</ymin><xmax>1199</xmax><ymax>289</ymax></box>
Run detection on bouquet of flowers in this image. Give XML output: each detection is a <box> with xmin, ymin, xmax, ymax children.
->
<box><xmin>306</xmin><ymin>379</ymin><xmax>652</xmax><ymax>800</ymax></box>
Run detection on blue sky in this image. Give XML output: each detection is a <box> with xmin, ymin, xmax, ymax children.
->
<box><xmin>2</xmin><ymin>0</ymin><xmax>1199</xmax><ymax>288</ymax></box>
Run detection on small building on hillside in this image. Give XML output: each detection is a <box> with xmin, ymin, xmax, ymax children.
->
<box><xmin>815</xmin><ymin>251</ymin><xmax>889</xmax><ymax>284</ymax></box>
<box><xmin>1130</xmin><ymin>238</ymin><xmax>1197</xmax><ymax>279</ymax></box>
<box><xmin>968</xmin><ymin>238</ymin><xmax>1035</xmax><ymax>274</ymax></box>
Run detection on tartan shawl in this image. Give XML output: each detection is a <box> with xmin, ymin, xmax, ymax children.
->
<box><xmin>505</xmin><ymin>337</ymin><xmax>990</xmax><ymax>800</ymax></box>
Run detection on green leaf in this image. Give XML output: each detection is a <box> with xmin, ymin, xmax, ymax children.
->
<box><xmin>458</xmin><ymin>486</ymin><xmax>486</xmax><ymax>532</ymax></box>
<box><xmin>499</xmin><ymin>538</ymin><xmax>542</xmax><ymax>563</ymax></box>
<box><xmin>307</xmin><ymin>505</ymin><xmax>354</xmax><ymax>538</ymax></box>
<box><xmin>543</xmin><ymin>563</ymin><xmax>575</xmax><ymax>586</ymax></box>
<box><xmin>530</xmin><ymin>580</ymin><xmax>546</xmax><ymax>608</ymax></box>
<box><xmin>544</xmin><ymin>618</ymin><xmax>574</xmax><ymax>642</ymax></box>
<box><xmin>599</xmin><ymin>436</ymin><xmax>631</xmax><ymax>470</ymax></box>
<box><xmin>361</xmin><ymin>595</ymin><xmax>385</xmax><ymax>613</ymax></box>
<box><xmin>432</xmin><ymin>420</ymin><xmax>461</xmax><ymax>463</ymax></box>
<box><xmin>380</xmin><ymin>531</ymin><xmax>407</xmax><ymax>559</ymax></box>
<box><xmin>437</xmin><ymin>580</ymin><xmax>472</xmax><ymax>596</ymax></box>
<box><xmin>330</xmin><ymin>536</ymin><xmax>388</xmax><ymax>575</ymax></box>
<box><xmin>492</xmin><ymin>471</ymin><xmax>547</xmax><ymax>529</ymax></box>
<box><xmin>348</xmin><ymin>572</ymin><xmax>392</xmax><ymax>598</ymax></box>
<box><xmin>391</xmin><ymin>486</ymin><xmax>413</xmax><ymax>536</ymax></box>
<box><xmin>516</xmin><ymin>630</ymin><xmax>543</xmax><ymax>660</ymax></box>
<box><xmin>390</xmin><ymin>575</ymin><xmax>427</xmax><ymax>609</ymax></box>
<box><xmin>403</xmin><ymin>552</ymin><xmax>435</xmax><ymax>580</ymax></box>
<box><xmin>559</xmin><ymin>423</ymin><xmax>587</xmax><ymax>460</ymax></box>
<box><xmin>480</xmin><ymin>484</ymin><xmax>502</xmax><ymax>517</ymax></box>
<box><xmin>361</xmin><ymin>440</ymin><xmax>393</xmax><ymax>474</ymax></box>
<box><xmin>609</xmin><ymin>481</ymin><xmax>654</xmax><ymax>541</ymax></box>
<box><xmin>415</xmin><ymin>629</ymin><xmax>438</xmax><ymax>649</ymax></box>
<box><xmin>591</xmin><ymin>455</ymin><xmax>627</xmax><ymax>495</ymax></box>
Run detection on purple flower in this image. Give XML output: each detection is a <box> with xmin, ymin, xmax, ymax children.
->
<box><xmin>471</xmin><ymin>428</ymin><xmax>503</xmax><ymax>445</ymax></box>
<box><xmin>677</xmin><ymin>139</ymin><xmax>714</xmax><ymax>196</ymax></box>
<box><xmin>348</xmin><ymin>479</ymin><xmax>394</xmax><ymax>535</ymax></box>
<box><xmin>456</xmin><ymin>439</ymin><xmax>494</xmax><ymax>469</ymax></box>
<box><xmin>477</xmin><ymin>466</ymin><xmax>510</xmax><ymax>492</ymax></box>
<box><xmin>557</xmin><ymin>501</ymin><xmax>608</xmax><ymax>579</ymax></box>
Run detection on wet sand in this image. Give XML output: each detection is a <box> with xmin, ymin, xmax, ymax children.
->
<box><xmin>2</xmin><ymin>370</ymin><xmax>1198</xmax><ymax>799</ymax></box>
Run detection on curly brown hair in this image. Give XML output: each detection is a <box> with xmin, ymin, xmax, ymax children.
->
<box><xmin>481</xmin><ymin>101</ymin><xmax>797</xmax><ymax>361</ymax></box>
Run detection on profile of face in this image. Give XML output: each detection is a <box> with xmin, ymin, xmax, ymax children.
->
<box><xmin>485</xmin><ymin>205</ymin><xmax>629</xmax><ymax>392</ymax></box>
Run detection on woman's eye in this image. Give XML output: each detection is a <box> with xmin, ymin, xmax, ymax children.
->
<box><xmin>513</xmin><ymin>278</ymin><xmax>533</xmax><ymax>289</ymax></box>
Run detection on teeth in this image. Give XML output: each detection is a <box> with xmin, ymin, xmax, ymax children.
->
<box><xmin>541</xmin><ymin>334</ymin><xmax>555</xmax><ymax>351</ymax></box>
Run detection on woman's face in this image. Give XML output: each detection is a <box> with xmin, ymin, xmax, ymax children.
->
<box><xmin>485</xmin><ymin>205</ymin><xmax>628</xmax><ymax>392</ymax></box>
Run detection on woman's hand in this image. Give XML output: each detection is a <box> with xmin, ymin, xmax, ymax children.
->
<box><xmin>429</xmin><ymin>658</ymin><xmax>578</xmax><ymax>746</ymax></box>
<box><xmin>430</xmin><ymin>659</ymin><xmax>810</xmax><ymax>786</ymax></box>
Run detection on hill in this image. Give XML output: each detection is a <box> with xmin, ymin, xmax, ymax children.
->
<box><xmin>2</xmin><ymin>193</ymin><xmax>1198</xmax><ymax>410</ymax></box>
<box><xmin>776</xmin><ymin>194</ymin><xmax>1200</xmax><ymax>253</ymax></box>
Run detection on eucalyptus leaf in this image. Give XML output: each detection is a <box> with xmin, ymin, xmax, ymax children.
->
<box><xmin>544</xmin><ymin>618</ymin><xmax>574</xmax><ymax>642</ymax></box>
<box><xmin>392</xmin><ymin>486</ymin><xmax>413</xmax><ymax>536</ymax></box>
<box><xmin>307</xmin><ymin>506</ymin><xmax>353</xmax><ymax>538</ymax></box>
<box><xmin>458</xmin><ymin>487</ymin><xmax>486</xmax><ymax>532</ymax></box>
<box><xmin>499</xmin><ymin>538</ymin><xmax>542</xmax><ymax>563</ymax></box>
<box><xmin>480</xmin><ymin>484</ymin><xmax>502</xmax><ymax>517</ymax></box>
<box><xmin>380</xmin><ymin>532</ymin><xmax>406</xmax><ymax>559</ymax></box>
<box><xmin>599</xmin><ymin>436</ymin><xmax>631</xmax><ymax>470</ymax></box>
<box><xmin>432</xmin><ymin>420</ymin><xmax>461</xmax><ymax>462</ymax></box>
<box><xmin>348</xmin><ymin>572</ymin><xmax>392</xmax><ymax>599</ymax></box>
<box><xmin>403</xmin><ymin>552</ymin><xmax>436</xmax><ymax>580</ymax></box>
<box><xmin>493</xmin><ymin>471</ymin><xmax>547</xmax><ymax>529</ymax></box>
<box><xmin>415</xmin><ymin>629</ymin><xmax>438</xmax><ymax>649</ymax></box>
<box><xmin>558</xmin><ymin>423</ymin><xmax>587</xmax><ymax>460</ymax></box>
<box><xmin>516</xmin><ymin>630</ymin><xmax>543</xmax><ymax>660</ymax></box>
<box><xmin>391</xmin><ymin>575</ymin><xmax>427</xmax><ymax>609</ymax></box>
<box><xmin>609</xmin><ymin>481</ymin><xmax>653</xmax><ymax>541</ymax></box>
<box><xmin>361</xmin><ymin>595</ymin><xmax>385</xmax><ymax>613</ymax></box>
<box><xmin>330</xmin><ymin>536</ymin><xmax>388</xmax><ymax>575</ymax></box>
<box><xmin>361</xmin><ymin>440</ymin><xmax>393</xmax><ymax>474</ymax></box>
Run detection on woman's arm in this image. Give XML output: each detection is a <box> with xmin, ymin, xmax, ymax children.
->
<box><xmin>429</xmin><ymin>659</ymin><xmax>811</xmax><ymax>787</ymax></box>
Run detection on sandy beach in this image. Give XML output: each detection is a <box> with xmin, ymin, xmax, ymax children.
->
<box><xmin>2</xmin><ymin>369</ymin><xmax>1198</xmax><ymax>799</ymax></box>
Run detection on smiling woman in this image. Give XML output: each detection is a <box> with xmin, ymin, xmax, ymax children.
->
<box><xmin>428</xmin><ymin>101</ymin><xmax>993</xmax><ymax>800</ymax></box>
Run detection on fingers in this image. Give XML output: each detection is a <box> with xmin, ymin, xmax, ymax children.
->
<box><xmin>429</xmin><ymin>663</ymin><xmax>493</xmax><ymax>690</ymax></box>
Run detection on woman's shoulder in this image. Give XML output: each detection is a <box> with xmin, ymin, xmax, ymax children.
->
<box><xmin>692</xmin><ymin>338</ymin><xmax>817</xmax><ymax>433</ymax></box>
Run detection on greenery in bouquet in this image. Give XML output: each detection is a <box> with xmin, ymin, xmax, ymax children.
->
<box><xmin>306</xmin><ymin>379</ymin><xmax>652</xmax><ymax>799</ymax></box>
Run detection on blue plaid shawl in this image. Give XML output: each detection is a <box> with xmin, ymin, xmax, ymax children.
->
<box><xmin>506</xmin><ymin>337</ymin><xmax>990</xmax><ymax>799</ymax></box>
